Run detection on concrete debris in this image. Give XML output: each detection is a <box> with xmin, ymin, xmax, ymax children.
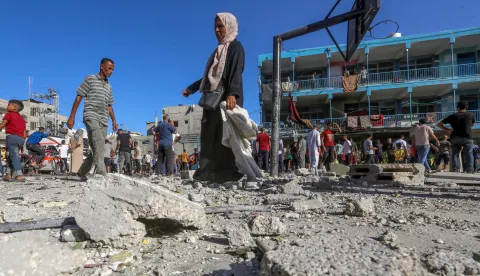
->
<box><xmin>0</xmin><ymin>230</ymin><xmax>87</xmax><ymax>275</ymax></box>
<box><xmin>283</xmin><ymin>213</ymin><xmax>300</xmax><ymax>219</ymax></box>
<box><xmin>294</xmin><ymin>168</ymin><xmax>312</xmax><ymax>177</ymax></box>
<box><xmin>264</xmin><ymin>194</ymin><xmax>305</xmax><ymax>205</ymax></box>
<box><xmin>278</xmin><ymin>179</ymin><xmax>306</xmax><ymax>196</ymax></box>
<box><xmin>248</xmin><ymin>216</ymin><xmax>286</xmax><ymax>236</ymax></box>
<box><xmin>260</xmin><ymin>235</ymin><xmax>428</xmax><ymax>275</ymax></box>
<box><xmin>291</xmin><ymin>199</ymin><xmax>325</xmax><ymax>212</ymax></box>
<box><xmin>315</xmin><ymin>179</ymin><xmax>334</xmax><ymax>190</ymax></box>
<box><xmin>378</xmin><ymin>231</ymin><xmax>397</xmax><ymax>244</ymax></box>
<box><xmin>108</xmin><ymin>250</ymin><xmax>134</xmax><ymax>263</ymax></box>
<box><xmin>330</xmin><ymin>163</ymin><xmax>350</xmax><ymax>176</ymax></box>
<box><xmin>227</xmin><ymin>223</ymin><xmax>255</xmax><ymax>248</ymax></box>
<box><xmin>344</xmin><ymin>197</ymin><xmax>375</xmax><ymax>217</ymax></box>
<box><xmin>349</xmin><ymin>163</ymin><xmax>425</xmax><ymax>186</ymax></box>
<box><xmin>422</xmin><ymin>250</ymin><xmax>480</xmax><ymax>275</ymax></box>
<box><xmin>244</xmin><ymin>182</ymin><xmax>261</xmax><ymax>190</ymax></box>
<box><xmin>188</xmin><ymin>193</ymin><xmax>205</xmax><ymax>203</ymax></box>
<box><xmin>61</xmin><ymin>224</ymin><xmax>87</xmax><ymax>243</ymax></box>
<box><xmin>74</xmin><ymin>174</ymin><xmax>206</xmax><ymax>248</ymax></box>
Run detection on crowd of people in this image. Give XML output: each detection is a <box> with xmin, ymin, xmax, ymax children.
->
<box><xmin>252</xmin><ymin>101</ymin><xmax>479</xmax><ymax>175</ymax></box>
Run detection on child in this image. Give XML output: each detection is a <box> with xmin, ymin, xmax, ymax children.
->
<box><xmin>0</xmin><ymin>100</ymin><xmax>27</xmax><ymax>181</ymax></box>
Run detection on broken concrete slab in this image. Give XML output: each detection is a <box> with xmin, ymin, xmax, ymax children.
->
<box><xmin>291</xmin><ymin>199</ymin><xmax>325</xmax><ymax>212</ymax></box>
<box><xmin>188</xmin><ymin>193</ymin><xmax>205</xmax><ymax>203</ymax></box>
<box><xmin>248</xmin><ymin>216</ymin><xmax>286</xmax><ymax>236</ymax></box>
<box><xmin>264</xmin><ymin>194</ymin><xmax>305</xmax><ymax>205</ymax></box>
<box><xmin>278</xmin><ymin>179</ymin><xmax>306</xmax><ymax>196</ymax></box>
<box><xmin>260</xmin><ymin>235</ymin><xmax>428</xmax><ymax>275</ymax></box>
<box><xmin>0</xmin><ymin>230</ymin><xmax>87</xmax><ymax>275</ymax></box>
<box><xmin>428</xmin><ymin>172</ymin><xmax>480</xmax><ymax>184</ymax></box>
<box><xmin>330</xmin><ymin>163</ymin><xmax>350</xmax><ymax>176</ymax></box>
<box><xmin>74</xmin><ymin>174</ymin><xmax>206</xmax><ymax>248</ymax></box>
<box><xmin>422</xmin><ymin>250</ymin><xmax>480</xmax><ymax>275</ymax></box>
<box><xmin>349</xmin><ymin>163</ymin><xmax>425</xmax><ymax>186</ymax></box>
<box><xmin>344</xmin><ymin>197</ymin><xmax>375</xmax><ymax>217</ymax></box>
<box><xmin>226</xmin><ymin>223</ymin><xmax>255</xmax><ymax>248</ymax></box>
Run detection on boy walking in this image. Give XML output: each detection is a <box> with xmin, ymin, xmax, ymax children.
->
<box><xmin>0</xmin><ymin>100</ymin><xmax>27</xmax><ymax>181</ymax></box>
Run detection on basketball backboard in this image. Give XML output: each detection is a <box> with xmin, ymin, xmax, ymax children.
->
<box><xmin>346</xmin><ymin>0</ymin><xmax>380</xmax><ymax>61</ymax></box>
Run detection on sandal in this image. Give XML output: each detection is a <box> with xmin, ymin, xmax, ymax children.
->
<box><xmin>13</xmin><ymin>177</ymin><xmax>26</xmax><ymax>182</ymax></box>
<box><xmin>77</xmin><ymin>173</ymin><xmax>88</xmax><ymax>181</ymax></box>
<box><xmin>3</xmin><ymin>177</ymin><xmax>11</xmax><ymax>182</ymax></box>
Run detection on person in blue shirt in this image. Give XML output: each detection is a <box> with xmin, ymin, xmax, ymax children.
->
<box><xmin>154</xmin><ymin>114</ymin><xmax>177</xmax><ymax>176</ymax></box>
<box><xmin>26</xmin><ymin>127</ymin><xmax>59</xmax><ymax>168</ymax></box>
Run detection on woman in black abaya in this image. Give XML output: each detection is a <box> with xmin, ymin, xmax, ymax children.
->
<box><xmin>181</xmin><ymin>13</ymin><xmax>245</xmax><ymax>183</ymax></box>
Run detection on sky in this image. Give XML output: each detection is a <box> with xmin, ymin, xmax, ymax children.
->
<box><xmin>0</xmin><ymin>0</ymin><xmax>479</xmax><ymax>135</ymax></box>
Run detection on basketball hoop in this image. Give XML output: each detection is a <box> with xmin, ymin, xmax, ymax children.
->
<box><xmin>366</xmin><ymin>19</ymin><xmax>400</xmax><ymax>39</ymax></box>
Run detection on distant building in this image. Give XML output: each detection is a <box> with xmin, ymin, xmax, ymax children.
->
<box><xmin>0</xmin><ymin>98</ymin><xmax>68</xmax><ymax>146</ymax></box>
<box><xmin>145</xmin><ymin>104</ymin><xmax>203</xmax><ymax>156</ymax></box>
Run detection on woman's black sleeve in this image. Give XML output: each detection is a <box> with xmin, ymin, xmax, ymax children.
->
<box><xmin>226</xmin><ymin>41</ymin><xmax>245</xmax><ymax>100</ymax></box>
<box><xmin>187</xmin><ymin>79</ymin><xmax>203</xmax><ymax>94</ymax></box>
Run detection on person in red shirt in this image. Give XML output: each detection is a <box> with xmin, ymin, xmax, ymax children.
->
<box><xmin>256</xmin><ymin>127</ymin><xmax>271</xmax><ymax>172</ymax></box>
<box><xmin>0</xmin><ymin>100</ymin><xmax>27</xmax><ymax>182</ymax></box>
<box><xmin>321</xmin><ymin>122</ymin><xmax>342</xmax><ymax>172</ymax></box>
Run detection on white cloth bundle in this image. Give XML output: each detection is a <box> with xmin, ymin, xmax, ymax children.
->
<box><xmin>220</xmin><ymin>102</ymin><xmax>263</xmax><ymax>181</ymax></box>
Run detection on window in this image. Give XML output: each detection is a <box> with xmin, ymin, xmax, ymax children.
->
<box><xmin>173</xmin><ymin>121</ymin><xmax>179</xmax><ymax>127</ymax></box>
<box><xmin>378</xmin><ymin>61</ymin><xmax>394</xmax><ymax>73</ymax></box>
<box><xmin>184</xmin><ymin>120</ymin><xmax>189</xmax><ymax>125</ymax></box>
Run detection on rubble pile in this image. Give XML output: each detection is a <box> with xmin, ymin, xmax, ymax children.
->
<box><xmin>1</xmin><ymin>169</ymin><xmax>480</xmax><ymax>275</ymax></box>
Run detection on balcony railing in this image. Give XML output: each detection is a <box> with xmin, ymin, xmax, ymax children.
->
<box><xmin>263</xmin><ymin>62</ymin><xmax>480</xmax><ymax>92</ymax></box>
<box><xmin>262</xmin><ymin>110</ymin><xmax>480</xmax><ymax>133</ymax></box>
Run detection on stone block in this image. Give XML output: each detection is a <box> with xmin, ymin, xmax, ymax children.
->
<box><xmin>278</xmin><ymin>179</ymin><xmax>306</xmax><ymax>196</ymax></box>
<box><xmin>248</xmin><ymin>216</ymin><xmax>286</xmax><ymax>236</ymax></box>
<box><xmin>291</xmin><ymin>199</ymin><xmax>325</xmax><ymax>212</ymax></box>
<box><xmin>348</xmin><ymin>163</ymin><xmax>425</xmax><ymax>186</ymax></box>
<box><xmin>344</xmin><ymin>197</ymin><xmax>375</xmax><ymax>217</ymax></box>
<box><xmin>227</xmin><ymin>223</ymin><xmax>255</xmax><ymax>248</ymax></box>
<box><xmin>74</xmin><ymin>174</ymin><xmax>206</xmax><ymax>248</ymax></box>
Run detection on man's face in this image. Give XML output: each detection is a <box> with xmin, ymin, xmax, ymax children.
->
<box><xmin>327</xmin><ymin>124</ymin><xmax>332</xmax><ymax>130</ymax></box>
<box><xmin>387</xmin><ymin>138</ymin><xmax>392</xmax><ymax>143</ymax></box>
<box><xmin>101</xmin><ymin>61</ymin><xmax>115</xmax><ymax>78</ymax></box>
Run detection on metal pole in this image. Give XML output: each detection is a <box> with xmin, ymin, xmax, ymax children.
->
<box><xmin>368</xmin><ymin>95</ymin><xmax>371</xmax><ymax>117</ymax></box>
<box><xmin>279</xmin><ymin>9</ymin><xmax>365</xmax><ymax>41</ymax></box>
<box><xmin>450</xmin><ymin>42</ymin><xmax>455</xmax><ymax>77</ymax></box>
<box><xmin>366</xmin><ymin>50</ymin><xmax>369</xmax><ymax>86</ymax></box>
<box><xmin>329</xmin><ymin>98</ymin><xmax>332</xmax><ymax>121</ymax></box>
<box><xmin>406</xmin><ymin>49</ymin><xmax>410</xmax><ymax>81</ymax></box>
<box><xmin>453</xmin><ymin>89</ymin><xmax>456</xmax><ymax>110</ymax></box>
<box><xmin>409</xmin><ymin>92</ymin><xmax>413</xmax><ymax>126</ymax></box>
<box><xmin>327</xmin><ymin>51</ymin><xmax>331</xmax><ymax>88</ymax></box>
<box><xmin>270</xmin><ymin>36</ymin><xmax>282</xmax><ymax>177</ymax></box>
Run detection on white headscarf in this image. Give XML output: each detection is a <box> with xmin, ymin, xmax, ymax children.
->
<box><xmin>200</xmin><ymin>13</ymin><xmax>238</xmax><ymax>92</ymax></box>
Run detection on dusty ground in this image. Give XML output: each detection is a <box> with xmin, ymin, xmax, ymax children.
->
<box><xmin>1</xmin><ymin>171</ymin><xmax>480</xmax><ymax>276</ymax></box>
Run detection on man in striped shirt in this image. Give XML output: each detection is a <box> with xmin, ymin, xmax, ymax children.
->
<box><xmin>66</xmin><ymin>58</ymin><xmax>118</xmax><ymax>179</ymax></box>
